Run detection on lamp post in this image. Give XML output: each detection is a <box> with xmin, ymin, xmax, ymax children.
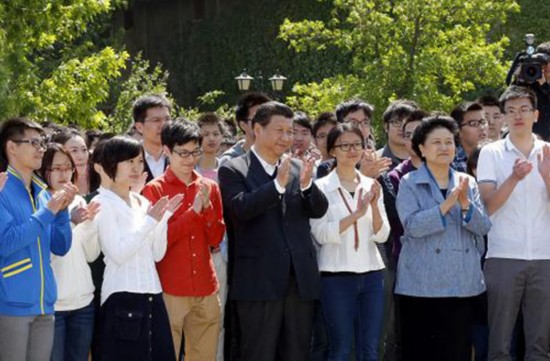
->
<box><xmin>235</xmin><ymin>69</ymin><xmax>287</xmax><ymax>95</ymax></box>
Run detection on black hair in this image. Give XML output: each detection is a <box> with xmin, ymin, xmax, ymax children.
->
<box><xmin>326</xmin><ymin>123</ymin><xmax>365</xmax><ymax>157</ymax></box>
<box><xmin>477</xmin><ymin>94</ymin><xmax>502</xmax><ymax>110</ymax></box>
<box><xmin>197</xmin><ymin>113</ymin><xmax>226</xmax><ymax>135</ymax></box>
<box><xmin>161</xmin><ymin>119</ymin><xmax>203</xmax><ymax>151</ymax></box>
<box><xmin>402</xmin><ymin>109</ymin><xmax>428</xmax><ymax>133</ymax></box>
<box><xmin>312</xmin><ymin>112</ymin><xmax>337</xmax><ymax>138</ymax></box>
<box><xmin>450</xmin><ymin>101</ymin><xmax>484</xmax><ymax>127</ymax></box>
<box><xmin>293</xmin><ymin>111</ymin><xmax>312</xmax><ymax>132</ymax></box>
<box><xmin>39</xmin><ymin>143</ymin><xmax>77</xmax><ymax>186</ymax></box>
<box><xmin>536</xmin><ymin>42</ymin><xmax>550</xmax><ymax>55</ymax></box>
<box><xmin>84</xmin><ymin>129</ymin><xmax>103</xmax><ymax>150</ymax></box>
<box><xmin>235</xmin><ymin>92</ymin><xmax>271</xmax><ymax>122</ymax></box>
<box><xmin>499</xmin><ymin>85</ymin><xmax>537</xmax><ymax>110</ymax></box>
<box><xmin>411</xmin><ymin>115</ymin><xmax>458</xmax><ymax>161</ymax></box>
<box><xmin>0</xmin><ymin>117</ymin><xmax>45</xmax><ymax>171</ymax></box>
<box><xmin>252</xmin><ymin>101</ymin><xmax>294</xmax><ymax>128</ymax></box>
<box><xmin>382</xmin><ymin>99</ymin><xmax>419</xmax><ymax>124</ymax></box>
<box><xmin>466</xmin><ymin>142</ymin><xmax>489</xmax><ymax>178</ymax></box>
<box><xmin>132</xmin><ymin>94</ymin><xmax>172</xmax><ymax>124</ymax></box>
<box><xmin>50</xmin><ymin>128</ymin><xmax>85</xmax><ymax>147</ymax></box>
<box><xmin>99</xmin><ymin>136</ymin><xmax>144</xmax><ymax>180</ymax></box>
<box><xmin>335</xmin><ymin>99</ymin><xmax>374</xmax><ymax>123</ymax></box>
<box><xmin>223</xmin><ymin>117</ymin><xmax>238</xmax><ymax>137</ymax></box>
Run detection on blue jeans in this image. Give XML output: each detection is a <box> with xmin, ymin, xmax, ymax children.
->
<box><xmin>51</xmin><ymin>302</ymin><xmax>95</xmax><ymax>361</ymax></box>
<box><xmin>321</xmin><ymin>270</ymin><xmax>385</xmax><ymax>361</ymax></box>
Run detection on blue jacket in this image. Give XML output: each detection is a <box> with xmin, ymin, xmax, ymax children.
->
<box><xmin>395</xmin><ymin>164</ymin><xmax>491</xmax><ymax>297</ymax></box>
<box><xmin>0</xmin><ymin>166</ymin><xmax>72</xmax><ymax>316</ymax></box>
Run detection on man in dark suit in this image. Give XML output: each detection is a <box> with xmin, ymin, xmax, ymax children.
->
<box><xmin>219</xmin><ymin>101</ymin><xmax>328</xmax><ymax>361</ymax></box>
<box><xmin>132</xmin><ymin>94</ymin><xmax>171</xmax><ymax>182</ymax></box>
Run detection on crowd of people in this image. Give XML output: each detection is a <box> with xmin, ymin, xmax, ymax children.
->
<box><xmin>0</xmin><ymin>80</ymin><xmax>549</xmax><ymax>361</ymax></box>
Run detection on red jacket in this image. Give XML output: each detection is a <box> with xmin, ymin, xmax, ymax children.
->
<box><xmin>142</xmin><ymin>168</ymin><xmax>225</xmax><ymax>296</ymax></box>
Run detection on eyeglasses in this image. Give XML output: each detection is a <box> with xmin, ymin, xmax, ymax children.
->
<box><xmin>389</xmin><ymin>119</ymin><xmax>404</xmax><ymax>128</ymax></box>
<box><xmin>12</xmin><ymin>139</ymin><xmax>47</xmax><ymax>150</ymax></box>
<box><xmin>333</xmin><ymin>142</ymin><xmax>364</xmax><ymax>152</ymax></box>
<box><xmin>504</xmin><ymin>108</ymin><xmax>534</xmax><ymax>117</ymax></box>
<box><xmin>345</xmin><ymin>120</ymin><xmax>370</xmax><ymax>128</ymax></box>
<box><xmin>460</xmin><ymin>119</ymin><xmax>488</xmax><ymax>128</ymax></box>
<box><xmin>48</xmin><ymin>167</ymin><xmax>75</xmax><ymax>174</ymax></box>
<box><xmin>172</xmin><ymin>148</ymin><xmax>203</xmax><ymax>158</ymax></box>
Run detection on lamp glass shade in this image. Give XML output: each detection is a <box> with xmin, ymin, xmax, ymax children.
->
<box><xmin>235</xmin><ymin>72</ymin><xmax>254</xmax><ymax>91</ymax></box>
<box><xmin>269</xmin><ymin>74</ymin><xmax>287</xmax><ymax>91</ymax></box>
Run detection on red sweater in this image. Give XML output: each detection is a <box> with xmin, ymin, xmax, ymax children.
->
<box><xmin>142</xmin><ymin>168</ymin><xmax>225</xmax><ymax>296</ymax></box>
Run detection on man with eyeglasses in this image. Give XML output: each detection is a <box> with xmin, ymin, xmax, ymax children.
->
<box><xmin>132</xmin><ymin>94</ymin><xmax>172</xmax><ymax>182</ymax></box>
<box><xmin>478</xmin><ymin>85</ymin><xmax>550</xmax><ymax>359</ymax></box>
<box><xmin>0</xmin><ymin>117</ymin><xmax>76</xmax><ymax>361</ymax></box>
<box><xmin>142</xmin><ymin>120</ymin><xmax>226</xmax><ymax>361</ymax></box>
<box><xmin>450</xmin><ymin>101</ymin><xmax>489</xmax><ymax>173</ymax></box>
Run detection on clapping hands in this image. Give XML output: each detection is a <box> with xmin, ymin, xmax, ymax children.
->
<box><xmin>148</xmin><ymin>194</ymin><xmax>184</xmax><ymax>221</ymax></box>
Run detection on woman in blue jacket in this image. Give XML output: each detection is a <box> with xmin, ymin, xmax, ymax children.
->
<box><xmin>395</xmin><ymin>115</ymin><xmax>491</xmax><ymax>361</ymax></box>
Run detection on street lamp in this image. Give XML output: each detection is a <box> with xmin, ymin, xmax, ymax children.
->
<box><xmin>235</xmin><ymin>71</ymin><xmax>254</xmax><ymax>91</ymax></box>
<box><xmin>235</xmin><ymin>70</ymin><xmax>287</xmax><ymax>92</ymax></box>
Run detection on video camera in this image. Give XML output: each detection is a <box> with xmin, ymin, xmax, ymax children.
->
<box><xmin>506</xmin><ymin>34</ymin><xmax>550</xmax><ymax>85</ymax></box>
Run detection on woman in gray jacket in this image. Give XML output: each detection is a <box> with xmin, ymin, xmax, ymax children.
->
<box><xmin>395</xmin><ymin>115</ymin><xmax>491</xmax><ymax>361</ymax></box>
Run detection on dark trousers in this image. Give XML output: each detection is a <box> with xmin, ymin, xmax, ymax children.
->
<box><xmin>51</xmin><ymin>302</ymin><xmax>95</xmax><ymax>361</ymax></box>
<box><xmin>236</xmin><ymin>274</ymin><xmax>315</xmax><ymax>361</ymax></box>
<box><xmin>99</xmin><ymin>292</ymin><xmax>175</xmax><ymax>361</ymax></box>
<box><xmin>400</xmin><ymin>295</ymin><xmax>475</xmax><ymax>361</ymax></box>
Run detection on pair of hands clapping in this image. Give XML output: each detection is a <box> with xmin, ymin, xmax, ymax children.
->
<box><xmin>512</xmin><ymin>144</ymin><xmax>550</xmax><ymax>182</ymax></box>
<box><xmin>277</xmin><ymin>150</ymin><xmax>316</xmax><ymax>190</ymax></box>
<box><xmin>71</xmin><ymin>201</ymin><xmax>101</xmax><ymax>224</ymax></box>
<box><xmin>440</xmin><ymin>176</ymin><xmax>470</xmax><ymax>215</ymax></box>
<box><xmin>148</xmin><ymin>194</ymin><xmax>184</xmax><ymax>222</ymax></box>
<box><xmin>47</xmin><ymin>183</ymin><xmax>79</xmax><ymax>215</ymax></box>
<box><xmin>353</xmin><ymin>181</ymin><xmax>382</xmax><ymax>219</ymax></box>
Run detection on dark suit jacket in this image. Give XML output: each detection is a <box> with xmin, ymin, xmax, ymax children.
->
<box><xmin>219</xmin><ymin>151</ymin><xmax>328</xmax><ymax>301</ymax></box>
<box><xmin>143</xmin><ymin>149</ymin><xmax>169</xmax><ymax>183</ymax></box>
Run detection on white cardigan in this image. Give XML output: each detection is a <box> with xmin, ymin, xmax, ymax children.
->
<box><xmin>95</xmin><ymin>189</ymin><xmax>171</xmax><ymax>305</ymax></box>
<box><xmin>51</xmin><ymin>195</ymin><xmax>100</xmax><ymax>311</ymax></box>
<box><xmin>310</xmin><ymin>169</ymin><xmax>390</xmax><ymax>273</ymax></box>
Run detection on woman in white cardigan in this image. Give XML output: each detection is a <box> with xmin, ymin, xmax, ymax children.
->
<box><xmin>94</xmin><ymin>137</ymin><xmax>182</xmax><ymax>361</ymax></box>
<box><xmin>310</xmin><ymin>123</ymin><xmax>390</xmax><ymax>361</ymax></box>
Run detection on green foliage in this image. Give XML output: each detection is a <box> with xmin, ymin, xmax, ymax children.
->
<box><xmin>107</xmin><ymin>53</ymin><xmax>173</xmax><ymax>134</ymax></box>
<box><xmin>279</xmin><ymin>0</ymin><xmax>520</xmax><ymax>120</ymax></box>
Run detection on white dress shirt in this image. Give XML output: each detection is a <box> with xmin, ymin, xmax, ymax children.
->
<box><xmin>310</xmin><ymin>169</ymin><xmax>389</xmax><ymax>272</ymax></box>
<box><xmin>144</xmin><ymin>150</ymin><xmax>167</xmax><ymax>179</ymax></box>
<box><xmin>478</xmin><ymin>135</ymin><xmax>550</xmax><ymax>260</ymax></box>
<box><xmin>95</xmin><ymin>189</ymin><xmax>171</xmax><ymax>304</ymax></box>
<box><xmin>51</xmin><ymin>195</ymin><xmax>100</xmax><ymax>311</ymax></box>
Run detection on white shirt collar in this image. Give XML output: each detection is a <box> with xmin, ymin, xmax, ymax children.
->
<box><xmin>251</xmin><ymin>146</ymin><xmax>279</xmax><ymax>176</ymax></box>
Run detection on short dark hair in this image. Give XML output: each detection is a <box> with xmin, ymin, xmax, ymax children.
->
<box><xmin>235</xmin><ymin>92</ymin><xmax>271</xmax><ymax>124</ymax></box>
<box><xmin>335</xmin><ymin>99</ymin><xmax>374</xmax><ymax>123</ymax></box>
<box><xmin>466</xmin><ymin>142</ymin><xmax>489</xmax><ymax>177</ymax></box>
<box><xmin>132</xmin><ymin>94</ymin><xmax>172</xmax><ymax>124</ymax></box>
<box><xmin>499</xmin><ymin>85</ymin><xmax>537</xmax><ymax>110</ymax></box>
<box><xmin>382</xmin><ymin>99</ymin><xmax>419</xmax><ymax>124</ymax></box>
<box><xmin>84</xmin><ymin>129</ymin><xmax>103</xmax><ymax>150</ymax></box>
<box><xmin>401</xmin><ymin>109</ymin><xmax>428</xmax><ymax>133</ymax></box>
<box><xmin>89</xmin><ymin>138</ymin><xmax>110</xmax><ymax>192</ymax></box>
<box><xmin>293</xmin><ymin>111</ymin><xmax>312</xmax><ymax>132</ymax></box>
<box><xmin>477</xmin><ymin>94</ymin><xmax>502</xmax><ymax>109</ymax></box>
<box><xmin>99</xmin><ymin>136</ymin><xmax>144</xmax><ymax>180</ymax></box>
<box><xmin>0</xmin><ymin>117</ymin><xmax>44</xmax><ymax>170</ymax></box>
<box><xmin>536</xmin><ymin>42</ymin><xmax>550</xmax><ymax>55</ymax></box>
<box><xmin>326</xmin><ymin>123</ymin><xmax>365</xmax><ymax>156</ymax></box>
<box><xmin>411</xmin><ymin>115</ymin><xmax>458</xmax><ymax>161</ymax></box>
<box><xmin>450</xmin><ymin>101</ymin><xmax>484</xmax><ymax>127</ymax></box>
<box><xmin>50</xmin><ymin>128</ymin><xmax>85</xmax><ymax>146</ymax></box>
<box><xmin>39</xmin><ymin>143</ymin><xmax>77</xmax><ymax>185</ymax></box>
<box><xmin>223</xmin><ymin>117</ymin><xmax>238</xmax><ymax>137</ymax></box>
<box><xmin>161</xmin><ymin>119</ymin><xmax>203</xmax><ymax>151</ymax></box>
<box><xmin>312</xmin><ymin>112</ymin><xmax>338</xmax><ymax>138</ymax></box>
<box><xmin>197</xmin><ymin>113</ymin><xmax>225</xmax><ymax>134</ymax></box>
<box><xmin>252</xmin><ymin>101</ymin><xmax>294</xmax><ymax>128</ymax></box>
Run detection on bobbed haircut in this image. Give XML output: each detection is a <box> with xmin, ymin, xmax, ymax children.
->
<box><xmin>450</xmin><ymin>101</ymin><xmax>484</xmax><ymax>127</ymax></box>
<box><xmin>382</xmin><ymin>99</ymin><xmax>419</xmax><ymax>124</ymax></box>
<box><xmin>251</xmin><ymin>101</ymin><xmax>294</xmax><ymax>128</ymax></box>
<box><xmin>326</xmin><ymin>122</ymin><xmax>365</xmax><ymax>156</ymax></box>
<box><xmin>161</xmin><ymin>119</ymin><xmax>203</xmax><ymax>150</ymax></box>
<box><xmin>235</xmin><ymin>92</ymin><xmax>271</xmax><ymax>123</ymax></box>
<box><xmin>335</xmin><ymin>99</ymin><xmax>374</xmax><ymax>123</ymax></box>
<box><xmin>293</xmin><ymin>111</ymin><xmax>312</xmax><ymax>132</ymax></box>
<box><xmin>98</xmin><ymin>136</ymin><xmax>143</xmax><ymax>180</ymax></box>
<box><xmin>132</xmin><ymin>94</ymin><xmax>172</xmax><ymax>124</ymax></box>
<box><xmin>411</xmin><ymin>115</ymin><xmax>458</xmax><ymax>161</ymax></box>
<box><xmin>39</xmin><ymin>143</ymin><xmax>77</xmax><ymax>185</ymax></box>
<box><xmin>0</xmin><ymin>117</ymin><xmax>44</xmax><ymax>171</ymax></box>
<box><xmin>499</xmin><ymin>85</ymin><xmax>537</xmax><ymax>110</ymax></box>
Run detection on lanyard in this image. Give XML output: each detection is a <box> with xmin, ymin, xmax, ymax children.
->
<box><xmin>337</xmin><ymin>188</ymin><xmax>360</xmax><ymax>251</ymax></box>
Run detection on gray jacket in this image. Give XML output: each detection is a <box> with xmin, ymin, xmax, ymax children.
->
<box><xmin>395</xmin><ymin>164</ymin><xmax>491</xmax><ymax>297</ymax></box>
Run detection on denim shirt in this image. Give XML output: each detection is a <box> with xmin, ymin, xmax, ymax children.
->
<box><xmin>395</xmin><ymin>164</ymin><xmax>491</xmax><ymax>297</ymax></box>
